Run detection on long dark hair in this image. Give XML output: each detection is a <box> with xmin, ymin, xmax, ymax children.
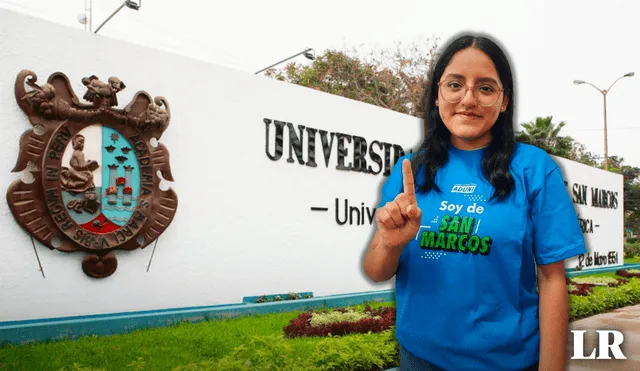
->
<box><xmin>410</xmin><ymin>33</ymin><xmax>517</xmax><ymax>202</ymax></box>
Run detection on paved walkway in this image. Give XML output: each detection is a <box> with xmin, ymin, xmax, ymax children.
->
<box><xmin>566</xmin><ymin>304</ymin><xmax>640</xmax><ymax>371</ymax></box>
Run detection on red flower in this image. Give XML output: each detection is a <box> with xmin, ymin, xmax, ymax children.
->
<box><xmin>116</xmin><ymin>177</ymin><xmax>126</xmax><ymax>186</ymax></box>
<box><xmin>123</xmin><ymin>186</ymin><xmax>133</xmax><ymax>195</ymax></box>
<box><xmin>106</xmin><ymin>186</ymin><xmax>118</xmax><ymax>195</ymax></box>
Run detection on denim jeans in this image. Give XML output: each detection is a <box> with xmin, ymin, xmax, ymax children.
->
<box><xmin>399</xmin><ymin>345</ymin><xmax>539</xmax><ymax>371</ymax></box>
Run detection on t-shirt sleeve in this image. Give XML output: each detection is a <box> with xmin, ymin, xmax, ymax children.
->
<box><xmin>377</xmin><ymin>155</ymin><xmax>406</xmax><ymax>208</ymax></box>
<box><xmin>530</xmin><ymin>162</ymin><xmax>587</xmax><ymax>265</ymax></box>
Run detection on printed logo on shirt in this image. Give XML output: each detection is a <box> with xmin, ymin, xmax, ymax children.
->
<box><xmin>451</xmin><ymin>183</ymin><xmax>477</xmax><ymax>194</ymax></box>
<box><xmin>415</xmin><ymin>199</ymin><xmax>492</xmax><ymax>260</ymax></box>
<box><xmin>418</xmin><ymin>215</ymin><xmax>492</xmax><ymax>256</ymax></box>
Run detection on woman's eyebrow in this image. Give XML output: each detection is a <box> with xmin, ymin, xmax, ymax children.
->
<box><xmin>442</xmin><ymin>73</ymin><xmax>499</xmax><ymax>84</ymax></box>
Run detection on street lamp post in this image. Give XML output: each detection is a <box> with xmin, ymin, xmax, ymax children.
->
<box><xmin>94</xmin><ymin>0</ymin><xmax>141</xmax><ymax>34</ymax></box>
<box><xmin>255</xmin><ymin>48</ymin><xmax>315</xmax><ymax>75</ymax></box>
<box><xmin>574</xmin><ymin>72</ymin><xmax>634</xmax><ymax>170</ymax></box>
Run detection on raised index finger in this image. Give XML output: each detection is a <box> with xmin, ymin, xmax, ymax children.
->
<box><xmin>402</xmin><ymin>159</ymin><xmax>416</xmax><ymax>200</ymax></box>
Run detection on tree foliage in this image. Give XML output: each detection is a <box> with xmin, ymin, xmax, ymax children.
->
<box><xmin>607</xmin><ymin>160</ymin><xmax>640</xmax><ymax>234</ymax></box>
<box><xmin>264</xmin><ymin>38</ymin><xmax>439</xmax><ymax>118</ymax></box>
<box><xmin>516</xmin><ymin>116</ymin><xmax>572</xmax><ymax>157</ymax></box>
<box><xmin>515</xmin><ymin>116</ymin><xmax>600</xmax><ymax>164</ymax></box>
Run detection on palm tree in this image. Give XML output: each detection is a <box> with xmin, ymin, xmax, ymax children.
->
<box><xmin>516</xmin><ymin>116</ymin><xmax>572</xmax><ymax>158</ymax></box>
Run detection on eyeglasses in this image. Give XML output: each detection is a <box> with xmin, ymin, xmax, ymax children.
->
<box><xmin>437</xmin><ymin>78</ymin><xmax>504</xmax><ymax>107</ymax></box>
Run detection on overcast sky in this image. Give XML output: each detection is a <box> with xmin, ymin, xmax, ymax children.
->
<box><xmin>2</xmin><ymin>0</ymin><xmax>638</xmax><ymax>166</ymax></box>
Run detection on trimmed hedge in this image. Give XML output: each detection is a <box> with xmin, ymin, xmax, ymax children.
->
<box><xmin>568</xmin><ymin>282</ymin><xmax>594</xmax><ymax>296</ymax></box>
<box><xmin>571</xmin><ymin>276</ymin><xmax>626</xmax><ymax>286</ymax></box>
<box><xmin>617</xmin><ymin>269</ymin><xmax>640</xmax><ymax>278</ymax></box>
<box><xmin>569</xmin><ymin>278</ymin><xmax>640</xmax><ymax>321</ymax></box>
<box><xmin>310</xmin><ymin>309</ymin><xmax>372</xmax><ymax>327</ymax></box>
<box><xmin>566</xmin><ymin>276</ymin><xmax>630</xmax><ymax>296</ymax></box>
<box><xmin>284</xmin><ymin>305</ymin><xmax>395</xmax><ymax>339</ymax></box>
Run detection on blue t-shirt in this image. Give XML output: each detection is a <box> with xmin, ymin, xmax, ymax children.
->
<box><xmin>377</xmin><ymin>142</ymin><xmax>587</xmax><ymax>371</ymax></box>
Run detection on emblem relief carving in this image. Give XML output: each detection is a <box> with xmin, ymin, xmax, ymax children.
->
<box><xmin>7</xmin><ymin>70</ymin><xmax>178</xmax><ymax>278</ymax></box>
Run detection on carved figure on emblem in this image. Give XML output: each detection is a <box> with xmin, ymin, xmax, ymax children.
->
<box><xmin>7</xmin><ymin>70</ymin><xmax>178</xmax><ymax>279</ymax></box>
<box><xmin>62</xmin><ymin>134</ymin><xmax>101</xmax><ymax>215</ymax></box>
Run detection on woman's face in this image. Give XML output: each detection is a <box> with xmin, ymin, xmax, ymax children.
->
<box><xmin>436</xmin><ymin>47</ymin><xmax>509</xmax><ymax>150</ymax></box>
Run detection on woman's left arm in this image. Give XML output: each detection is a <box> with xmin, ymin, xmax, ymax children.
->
<box><xmin>537</xmin><ymin>260</ymin><xmax>569</xmax><ymax>371</ymax></box>
<box><xmin>527</xmin><ymin>155</ymin><xmax>588</xmax><ymax>370</ymax></box>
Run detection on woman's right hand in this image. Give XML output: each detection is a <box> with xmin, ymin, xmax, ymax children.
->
<box><xmin>375</xmin><ymin>159</ymin><xmax>422</xmax><ymax>251</ymax></box>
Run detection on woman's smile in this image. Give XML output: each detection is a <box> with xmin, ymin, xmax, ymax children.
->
<box><xmin>456</xmin><ymin>111</ymin><xmax>483</xmax><ymax>119</ymax></box>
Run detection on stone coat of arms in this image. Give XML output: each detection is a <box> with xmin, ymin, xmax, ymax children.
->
<box><xmin>7</xmin><ymin>70</ymin><xmax>178</xmax><ymax>278</ymax></box>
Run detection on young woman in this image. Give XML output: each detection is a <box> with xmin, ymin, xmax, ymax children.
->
<box><xmin>363</xmin><ymin>33</ymin><xmax>586</xmax><ymax>371</ymax></box>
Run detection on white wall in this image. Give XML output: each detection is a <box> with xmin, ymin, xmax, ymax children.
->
<box><xmin>553</xmin><ymin>156</ymin><xmax>624</xmax><ymax>270</ymax></box>
<box><xmin>0</xmin><ymin>9</ymin><xmax>623</xmax><ymax>322</ymax></box>
<box><xmin>0</xmin><ymin>9</ymin><xmax>422</xmax><ymax>322</ymax></box>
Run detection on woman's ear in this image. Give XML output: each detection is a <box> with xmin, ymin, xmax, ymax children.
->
<box><xmin>501</xmin><ymin>95</ymin><xmax>509</xmax><ymax>112</ymax></box>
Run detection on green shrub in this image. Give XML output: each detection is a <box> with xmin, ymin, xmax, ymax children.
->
<box><xmin>569</xmin><ymin>278</ymin><xmax>640</xmax><ymax>321</ymax></box>
<box><xmin>173</xmin><ymin>329</ymin><xmax>399</xmax><ymax>371</ymax></box>
<box><xmin>173</xmin><ymin>335</ymin><xmax>299</xmax><ymax>371</ymax></box>
<box><xmin>305</xmin><ymin>330</ymin><xmax>398</xmax><ymax>371</ymax></box>
<box><xmin>624</xmin><ymin>242</ymin><xmax>640</xmax><ymax>258</ymax></box>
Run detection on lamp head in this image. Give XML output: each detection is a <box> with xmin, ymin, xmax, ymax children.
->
<box><xmin>125</xmin><ymin>0</ymin><xmax>141</xmax><ymax>10</ymax></box>
<box><xmin>624</xmin><ymin>72</ymin><xmax>635</xmax><ymax>77</ymax></box>
<box><xmin>573</xmin><ymin>80</ymin><xmax>585</xmax><ymax>85</ymax></box>
<box><xmin>303</xmin><ymin>49</ymin><xmax>316</xmax><ymax>60</ymax></box>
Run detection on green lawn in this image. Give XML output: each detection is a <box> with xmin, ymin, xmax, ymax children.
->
<box><xmin>575</xmin><ymin>271</ymin><xmax>621</xmax><ymax>279</ymax></box>
<box><xmin>2</xmin><ymin>259</ymin><xmax>639</xmax><ymax>371</ymax></box>
<box><xmin>625</xmin><ymin>256</ymin><xmax>640</xmax><ymax>264</ymax></box>
<box><xmin>570</xmin><ymin>258</ymin><xmax>639</xmax><ymax>279</ymax></box>
<box><xmin>0</xmin><ymin>302</ymin><xmax>396</xmax><ymax>371</ymax></box>
<box><xmin>567</xmin><ymin>257</ymin><xmax>638</xmax><ymax>279</ymax></box>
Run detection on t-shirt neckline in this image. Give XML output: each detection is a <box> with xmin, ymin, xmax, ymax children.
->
<box><xmin>449</xmin><ymin>142</ymin><xmax>486</xmax><ymax>157</ymax></box>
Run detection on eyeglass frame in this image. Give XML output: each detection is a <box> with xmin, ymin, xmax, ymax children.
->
<box><xmin>436</xmin><ymin>79</ymin><xmax>505</xmax><ymax>107</ymax></box>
